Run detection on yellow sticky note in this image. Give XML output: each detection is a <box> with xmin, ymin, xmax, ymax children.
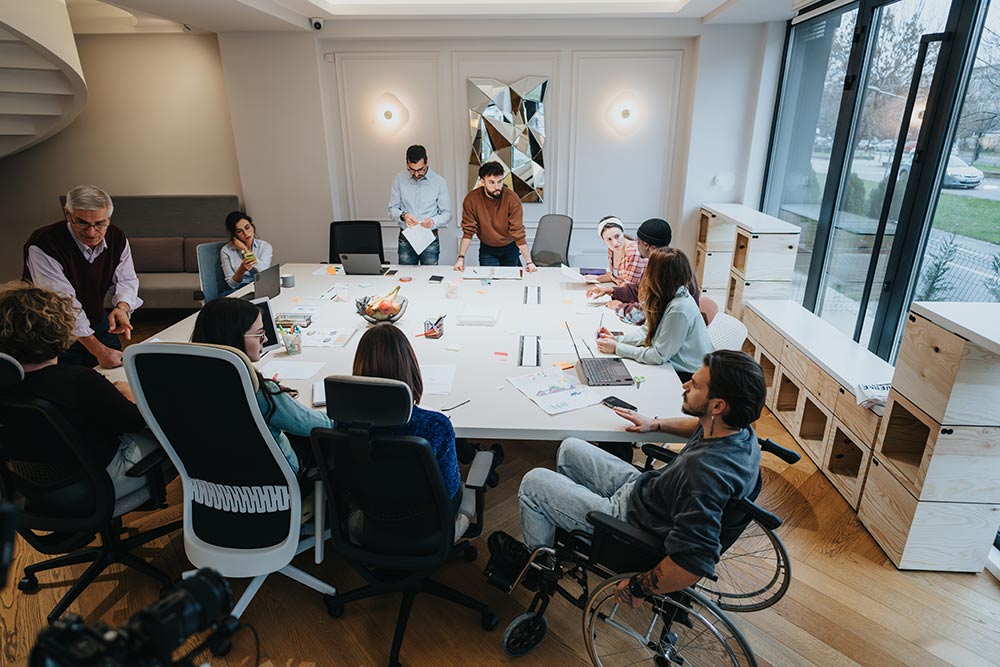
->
<box><xmin>554</xmin><ymin>361</ymin><xmax>574</xmax><ymax>370</ymax></box>
<box><xmin>476</xmin><ymin>289</ymin><xmax>488</xmax><ymax>295</ymax></box>
<box><xmin>326</xmin><ymin>265</ymin><xmax>336</xmax><ymax>275</ymax></box>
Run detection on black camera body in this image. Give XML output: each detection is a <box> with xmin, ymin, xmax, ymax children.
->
<box><xmin>30</xmin><ymin>568</ymin><xmax>237</xmax><ymax>667</ymax></box>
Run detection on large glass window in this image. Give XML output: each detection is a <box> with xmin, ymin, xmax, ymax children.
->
<box><xmin>908</xmin><ymin>5</ymin><xmax>1000</xmax><ymax>312</ymax></box>
<box><xmin>763</xmin><ymin>3</ymin><xmax>859</xmax><ymax>303</ymax></box>
<box><xmin>816</xmin><ymin>0</ymin><xmax>950</xmax><ymax>342</ymax></box>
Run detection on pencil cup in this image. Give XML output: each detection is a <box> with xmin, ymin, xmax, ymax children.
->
<box><xmin>279</xmin><ymin>330</ymin><xmax>302</xmax><ymax>355</ymax></box>
<box><xmin>423</xmin><ymin>319</ymin><xmax>445</xmax><ymax>339</ymax></box>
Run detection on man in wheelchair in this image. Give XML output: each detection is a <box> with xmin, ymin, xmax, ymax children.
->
<box><xmin>488</xmin><ymin>349</ymin><xmax>766</xmax><ymax>607</ymax></box>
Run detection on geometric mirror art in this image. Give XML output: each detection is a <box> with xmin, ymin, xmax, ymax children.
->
<box><xmin>468</xmin><ymin>76</ymin><xmax>547</xmax><ymax>202</ymax></box>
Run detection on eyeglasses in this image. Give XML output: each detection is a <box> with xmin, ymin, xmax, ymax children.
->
<box><xmin>407</xmin><ymin>165</ymin><xmax>428</xmax><ymax>176</ymax></box>
<box><xmin>243</xmin><ymin>331</ymin><xmax>267</xmax><ymax>341</ymax></box>
<box><xmin>70</xmin><ymin>218</ymin><xmax>110</xmax><ymax>232</ymax></box>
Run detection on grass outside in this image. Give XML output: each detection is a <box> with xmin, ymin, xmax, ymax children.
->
<box><xmin>855</xmin><ymin>177</ymin><xmax>1000</xmax><ymax>246</ymax></box>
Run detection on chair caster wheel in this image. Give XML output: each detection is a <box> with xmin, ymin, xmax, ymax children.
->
<box><xmin>324</xmin><ymin>594</ymin><xmax>345</xmax><ymax>618</ymax></box>
<box><xmin>464</xmin><ymin>546</ymin><xmax>479</xmax><ymax>562</ymax></box>
<box><xmin>17</xmin><ymin>575</ymin><xmax>38</xmax><ymax>593</ymax></box>
<box><xmin>502</xmin><ymin>612</ymin><xmax>548</xmax><ymax>656</ymax></box>
<box><xmin>481</xmin><ymin>610</ymin><xmax>499</xmax><ymax>631</ymax></box>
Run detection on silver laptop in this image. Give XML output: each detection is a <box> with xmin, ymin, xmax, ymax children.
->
<box><xmin>340</xmin><ymin>253</ymin><xmax>388</xmax><ymax>275</ymax></box>
<box><xmin>252</xmin><ymin>264</ymin><xmax>282</xmax><ymax>299</ymax></box>
<box><xmin>565</xmin><ymin>322</ymin><xmax>635</xmax><ymax>387</ymax></box>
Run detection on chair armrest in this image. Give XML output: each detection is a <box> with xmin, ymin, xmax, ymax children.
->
<box><xmin>735</xmin><ymin>498</ymin><xmax>782</xmax><ymax>530</ymax></box>
<box><xmin>125</xmin><ymin>448</ymin><xmax>168</xmax><ymax>478</ymax></box>
<box><xmin>464</xmin><ymin>449</ymin><xmax>494</xmax><ymax>490</ymax></box>
<box><xmin>640</xmin><ymin>443</ymin><xmax>677</xmax><ymax>470</ymax></box>
<box><xmin>759</xmin><ymin>438</ymin><xmax>800</xmax><ymax>464</ymax></box>
<box><xmin>586</xmin><ymin>511</ymin><xmax>663</xmax><ymax>573</ymax></box>
<box><xmin>587</xmin><ymin>511</ymin><xmax>663</xmax><ymax>552</ymax></box>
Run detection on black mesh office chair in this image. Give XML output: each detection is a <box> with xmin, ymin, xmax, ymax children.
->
<box><xmin>311</xmin><ymin>376</ymin><xmax>498</xmax><ymax>667</ymax></box>
<box><xmin>0</xmin><ymin>353</ymin><xmax>179</xmax><ymax>624</ymax></box>
<box><xmin>530</xmin><ymin>214</ymin><xmax>573</xmax><ymax>266</ymax></box>
<box><xmin>329</xmin><ymin>221</ymin><xmax>385</xmax><ymax>264</ymax></box>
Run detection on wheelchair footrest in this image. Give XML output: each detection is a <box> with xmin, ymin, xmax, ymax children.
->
<box><xmin>485</xmin><ymin>547</ymin><xmax>556</xmax><ymax>594</ymax></box>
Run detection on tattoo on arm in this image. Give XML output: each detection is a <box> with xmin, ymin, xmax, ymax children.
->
<box><xmin>636</xmin><ymin>564</ymin><xmax>663</xmax><ymax>596</ymax></box>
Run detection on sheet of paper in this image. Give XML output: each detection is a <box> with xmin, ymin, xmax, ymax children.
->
<box><xmin>491</xmin><ymin>267</ymin><xmax>523</xmax><ymax>280</ymax></box>
<box><xmin>560</xmin><ymin>264</ymin><xmax>588</xmax><ymax>284</ymax></box>
<box><xmin>575</xmin><ymin>336</ymin><xmax>618</xmax><ymax>358</ymax></box>
<box><xmin>259</xmin><ymin>360</ymin><xmax>325</xmax><ymax>380</ymax></box>
<box><xmin>301</xmin><ymin>327</ymin><xmax>358</xmax><ymax>348</ymax></box>
<box><xmin>402</xmin><ymin>225</ymin><xmax>436</xmax><ymax>256</ymax></box>
<box><xmin>422</xmin><ymin>364</ymin><xmax>457</xmax><ymax>395</ymax></box>
<box><xmin>312</xmin><ymin>265</ymin><xmax>338</xmax><ymax>276</ymax></box>
<box><xmin>458</xmin><ymin>305</ymin><xmax>500</xmax><ymax>326</ymax></box>
<box><xmin>507</xmin><ymin>368</ymin><xmax>602</xmax><ymax>415</ymax></box>
<box><xmin>463</xmin><ymin>267</ymin><xmax>491</xmax><ymax>280</ymax></box>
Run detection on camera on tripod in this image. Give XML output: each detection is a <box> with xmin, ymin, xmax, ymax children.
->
<box><xmin>30</xmin><ymin>568</ymin><xmax>239</xmax><ymax>667</ymax></box>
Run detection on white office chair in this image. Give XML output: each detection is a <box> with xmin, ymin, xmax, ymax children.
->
<box><xmin>124</xmin><ymin>342</ymin><xmax>335</xmax><ymax>618</ymax></box>
<box><xmin>708</xmin><ymin>312</ymin><xmax>748</xmax><ymax>351</ymax></box>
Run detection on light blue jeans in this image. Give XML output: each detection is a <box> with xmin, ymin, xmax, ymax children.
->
<box><xmin>106</xmin><ymin>431</ymin><xmax>162</xmax><ymax>499</ymax></box>
<box><xmin>518</xmin><ymin>437</ymin><xmax>640</xmax><ymax>549</ymax></box>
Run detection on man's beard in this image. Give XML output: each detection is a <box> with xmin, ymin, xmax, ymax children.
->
<box><xmin>681</xmin><ymin>399</ymin><xmax>706</xmax><ymax>418</ymax></box>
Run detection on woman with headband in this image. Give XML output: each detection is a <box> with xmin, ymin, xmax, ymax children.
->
<box><xmin>594</xmin><ymin>216</ymin><xmax>647</xmax><ymax>287</ymax></box>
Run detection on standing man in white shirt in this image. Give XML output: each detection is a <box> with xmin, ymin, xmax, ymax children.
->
<box><xmin>387</xmin><ymin>145</ymin><xmax>452</xmax><ymax>265</ymax></box>
<box><xmin>21</xmin><ymin>185</ymin><xmax>141</xmax><ymax>369</ymax></box>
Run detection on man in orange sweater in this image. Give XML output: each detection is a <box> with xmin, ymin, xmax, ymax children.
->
<box><xmin>454</xmin><ymin>162</ymin><xmax>537</xmax><ymax>272</ymax></box>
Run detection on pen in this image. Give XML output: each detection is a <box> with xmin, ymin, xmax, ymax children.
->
<box><xmin>442</xmin><ymin>399</ymin><xmax>471</xmax><ymax>412</ymax></box>
<box><xmin>598</xmin><ymin>312</ymin><xmax>605</xmax><ymax>337</ymax></box>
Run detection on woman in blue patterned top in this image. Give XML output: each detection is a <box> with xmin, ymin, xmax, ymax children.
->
<box><xmin>352</xmin><ymin>323</ymin><xmax>461</xmax><ymax>500</ymax></box>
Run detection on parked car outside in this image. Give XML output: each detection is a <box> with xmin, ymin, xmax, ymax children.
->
<box><xmin>899</xmin><ymin>154</ymin><xmax>983</xmax><ymax>189</ymax></box>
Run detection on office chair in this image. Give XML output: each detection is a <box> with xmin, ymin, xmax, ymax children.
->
<box><xmin>329</xmin><ymin>221</ymin><xmax>385</xmax><ymax>264</ymax></box>
<box><xmin>311</xmin><ymin>376</ymin><xmax>498</xmax><ymax>667</ymax></box>
<box><xmin>530</xmin><ymin>214</ymin><xmax>573</xmax><ymax>267</ymax></box>
<box><xmin>0</xmin><ymin>353</ymin><xmax>179</xmax><ymax>624</ymax></box>
<box><xmin>699</xmin><ymin>294</ymin><xmax>720</xmax><ymax>326</ymax></box>
<box><xmin>708</xmin><ymin>311</ymin><xmax>748</xmax><ymax>351</ymax></box>
<box><xmin>194</xmin><ymin>241</ymin><xmax>231</xmax><ymax>303</ymax></box>
<box><xmin>124</xmin><ymin>343</ymin><xmax>336</xmax><ymax>618</ymax></box>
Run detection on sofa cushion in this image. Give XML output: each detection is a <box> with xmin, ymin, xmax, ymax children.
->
<box><xmin>184</xmin><ymin>237</ymin><xmax>228</xmax><ymax>273</ymax></box>
<box><xmin>135</xmin><ymin>272</ymin><xmax>202</xmax><ymax>309</ymax></box>
<box><xmin>129</xmin><ymin>237</ymin><xmax>184</xmax><ymax>273</ymax></box>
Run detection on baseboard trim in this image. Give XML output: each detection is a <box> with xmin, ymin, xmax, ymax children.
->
<box><xmin>987</xmin><ymin>547</ymin><xmax>1000</xmax><ymax>583</ymax></box>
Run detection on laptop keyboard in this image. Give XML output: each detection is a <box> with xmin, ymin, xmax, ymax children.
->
<box><xmin>582</xmin><ymin>358</ymin><xmax>630</xmax><ymax>385</ymax></box>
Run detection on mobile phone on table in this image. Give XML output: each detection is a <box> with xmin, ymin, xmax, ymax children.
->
<box><xmin>610</xmin><ymin>330</ymin><xmax>624</xmax><ymax>337</ymax></box>
<box><xmin>602</xmin><ymin>396</ymin><xmax>637</xmax><ymax>411</ymax></box>
<box><xmin>429</xmin><ymin>275</ymin><xmax>444</xmax><ymax>283</ymax></box>
<box><xmin>384</xmin><ymin>269</ymin><xmax>398</xmax><ymax>276</ymax></box>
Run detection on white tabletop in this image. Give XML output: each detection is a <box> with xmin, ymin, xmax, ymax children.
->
<box><xmin>114</xmin><ymin>265</ymin><xmax>685</xmax><ymax>443</ymax></box>
<box><xmin>747</xmin><ymin>300</ymin><xmax>894</xmax><ymax>390</ymax></box>
<box><xmin>910</xmin><ymin>302</ymin><xmax>1000</xmax><ymax>356</ymax></box>
<box><xmin>702</xmin><ymin>203</ymin><xmax>800</xmax><ymax>234</ymax></box>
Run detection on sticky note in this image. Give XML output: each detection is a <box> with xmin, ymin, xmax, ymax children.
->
<box><xmin>493</xmin><ymin>351</ymin><xmax>509</xmax><ymax>361</ymax></box>
<box><xmin>476</xmin><ymin>289</ymin><xmax>488</xmax><ymax>295</ymax></box>
<box><xmin>553</xmin><ymin>361</ymin><xmax>574</xmax><ymax>370</ymax></box>
<box><xmin>326</xmin><ymin>265</ymin><xmax>336</xmax><ymax>275</ymax></box>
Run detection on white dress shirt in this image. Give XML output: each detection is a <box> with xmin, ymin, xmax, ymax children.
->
<box><xmin>220</xmin><ymin>238</ymin><xmax>274</xmax><ymax>289</ymax></box>
<box><xmin>25</xmin><ymin>222</ymin><xmax>143</xmax><ymax>338</ymax></box>
<box><xmin>387</xmin><ymin>168</ymin><xmax>452</xmax><ymax>230</ymax></box>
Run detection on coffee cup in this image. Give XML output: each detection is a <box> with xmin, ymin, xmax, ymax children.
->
<box><xmin>281</xmin><ymin>274</ymin><xmax>295</xmax><ymax>288</ymax></box>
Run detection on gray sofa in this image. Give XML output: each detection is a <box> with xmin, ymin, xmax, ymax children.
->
<box><xmin>62</xmin><ymin>195</ymin><xmax>238</xmax><ymax>309</ymax></box>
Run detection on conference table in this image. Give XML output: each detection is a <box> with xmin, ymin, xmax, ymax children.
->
<box><xmin>108</xmin><ymin>264</ymin><xmax>686</xmax><ymax>444</ymax></box>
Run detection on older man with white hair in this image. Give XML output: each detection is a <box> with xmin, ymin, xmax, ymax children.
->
<box><xmin>22</xmin><ymin>185</ymin><xmax>141</xmax><ymax>368</ymax></box>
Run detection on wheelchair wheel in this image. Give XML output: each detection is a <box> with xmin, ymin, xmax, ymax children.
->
<box><xmin>695</xmin><ymin>519</ymin><xmax>791</xmax><ymax>612</ymax></box>
<box><xmin>502</xmin><ymin>612</ymin><xmax>548</xmax><ymax>656</ymax></box>
<box><xmin>583</xmin><ymin>574</ymin><xmax>756</xmax><ymax>667</ymax></box>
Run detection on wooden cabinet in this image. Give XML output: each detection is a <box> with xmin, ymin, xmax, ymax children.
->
<box><xmin>822</xmin><ymin>419</ymin><xmax>871</xmax><ymax>510</ymax></box>
<box><xmin>773</xmin><ymin>366</ymin><xmax>803</xmax><ymax>435</ymax></box>
<box><xmin>697</xmin><ymin>207</ymin><xmax>738</xmax><ymax>251</ymax></box>
<box><xmin>731</xmin><ymin>229</ymin><xmax>798</xmax><ymax>281</ymax></box>
<box><xmin>694</xmin><ymin>246</ymin><xmax>731</xmax><ymax>289</ymax></box>
<box><xmin>796</xmin><ymin>390</ymin><xmax>832</xmax><ymax>467</ymax></box>
<box><xmin>858</xmin><ymin>303</ymin><xmax>1000</xmax><ymax>572</ymax></box>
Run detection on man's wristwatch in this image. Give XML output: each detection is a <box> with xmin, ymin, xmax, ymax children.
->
<box><xmin>114</xmin><ymin>304</ymin><xmax>131</xmax><ymax>316</ymax></box>
<box><xmin>457</xmin><ymin>255</ymin><xmax>465</xmax><ymax>260</ymax></box>
<box><xmin>628</xmin><ymin>574</ymin><xmax>648</xmax><ymax>599</ymax></box>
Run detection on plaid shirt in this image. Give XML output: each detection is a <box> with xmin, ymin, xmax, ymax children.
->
<box><xmin>609</xmin><ymin>240</ymin><xmax>647</xmax><ymax>287</ymax></box>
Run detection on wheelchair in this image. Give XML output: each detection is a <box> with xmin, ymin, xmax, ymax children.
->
<box><xmin>484</xmin><ymin>437</ymin><xmax>799</xmax><ymax>665</ymax></box>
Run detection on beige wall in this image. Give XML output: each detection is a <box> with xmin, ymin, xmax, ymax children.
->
<box><xmin>0</xmin><ymin>33</ymin><xmax>242</xmax><ymax>280</ymax></box>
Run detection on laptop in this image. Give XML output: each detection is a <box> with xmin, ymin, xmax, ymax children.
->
<box><xmin>250</xmin><ymin>296</ymin><xmax>283</xmax><ymax>355</ymax></box>
<box><xmin>340</xmin><ymin>253</ymin><xmax>388</xmax><ymax>275</ymax></box>
<box><xmin>565</xmin><ymin>322</ymin><xmax>635</xmax><ymax>387</ymax></box>
<box><xmin>252</xmin><ymin>264</ymin><xmax>282</xmax><ymax>299</ymax></box>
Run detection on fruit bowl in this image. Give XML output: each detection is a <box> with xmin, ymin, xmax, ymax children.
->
<box><xmin>356</xmin><ymin>296</ymin><xmax>408</xmax><ymax>324</ymax></box>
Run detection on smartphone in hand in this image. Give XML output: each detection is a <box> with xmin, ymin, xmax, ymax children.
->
<box><xmin>601</xmin><ymin>396</ymin><xmax>637</xmax><ymax>411</ymax></box>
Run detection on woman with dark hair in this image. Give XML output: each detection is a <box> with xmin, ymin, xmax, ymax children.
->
<box><xmin>191</xmin><ymin>298</ymin><xmax>329</xmax><ymax>475</ymax></box>
<box><xmin>352</xmin><ymin>323</ymin><xmax>461</xmax><ymax>500</ymax></box>
<box><xmin>220</xmin><ymin>211</ymin><xmax>274</xmax><ymax>290</ymax></box>
<box><xmin>594</xmin><ymin>216</ymin><xmax>647</xmax><ymax>287</ymax></box>
<box><xmin>0</xmin><ymin>282</ymin><xmax>159</xmax><ymax>498</ymax></box>
<box><xmin>596</xmin><ymin>248</ymin><xmax>712</xmax><ymax>381</ymax></box>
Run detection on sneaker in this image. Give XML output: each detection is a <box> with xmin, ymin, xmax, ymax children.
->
<box><xmin>488</xmin><ymin>531</ymin><xmax>532</xmax><ymax>573</ymax></box>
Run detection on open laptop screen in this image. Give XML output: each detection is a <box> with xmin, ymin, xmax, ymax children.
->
<box><xmin>250</xmin><ymin>296</ymin><xmax>282</xmax><ymax>355</ymax></box>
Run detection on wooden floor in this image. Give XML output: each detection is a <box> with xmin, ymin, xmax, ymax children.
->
<box><xmin>2</xmin><ymin>313</ymin><xmax>998</xmax><ymax>665</ymax></box>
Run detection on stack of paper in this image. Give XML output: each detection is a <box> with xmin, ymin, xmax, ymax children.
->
<box><xmin>458</xmin><ymin>305</ymin><xmax>500</xmax><ymax>326</ymax></box>
<box><xmin>462</xmin><ymin>267</ymin><xmax>522</xmax><ymax>280</ymax></box>
<box><xmin>507</xmin><ymin>368</ymin><xmax>601</xmax><ymax>415</ymax></box>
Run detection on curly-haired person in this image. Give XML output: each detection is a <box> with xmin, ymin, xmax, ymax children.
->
<box><xmin>0</xmin><ymin>281</ymin><xmax>160</xmax><ymax>497</ymax></box>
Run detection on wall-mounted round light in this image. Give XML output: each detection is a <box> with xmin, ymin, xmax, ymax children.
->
<box><xmin>605</xmin><ymin>91</ymin><xmax>638</xmax><ymax>136</ymax></box>
<box><xmin>375</xmin><ymin>93</ymin><xmax>409</xmax><ymax>135</ymax></box>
